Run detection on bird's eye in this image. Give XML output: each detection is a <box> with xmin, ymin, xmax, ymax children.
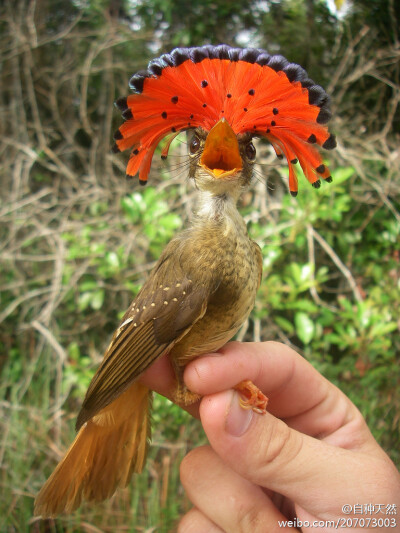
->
<box><xmin>190</xmin><ymin>135</ymin><xmax>201</xmax><ymax>154</ymax></box>
<box><xmin>245</xmin><ymin>142</ymin><xmax>256</xmax><ymax>161</ymax></box>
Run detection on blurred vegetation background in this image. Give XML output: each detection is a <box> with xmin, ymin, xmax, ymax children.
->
<box><xmin>1</xmin><ymin>0</ymin><xmax>399</xmax><ymax>531</ymax></box>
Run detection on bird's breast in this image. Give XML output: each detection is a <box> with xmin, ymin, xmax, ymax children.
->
<box><xmin>171</xmin><ymin>224</ymin><xmax>262</xmax><ymax>364</ymax></box>
<box><xmin>209</xmin><ymin>233</ymin><xmax>261</xmax><ymax>326</ymax></box>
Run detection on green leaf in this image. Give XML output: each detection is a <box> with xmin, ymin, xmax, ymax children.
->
<box><xmin>78</xmin><ymin>291</ymin><xmax>92</xmax><ymax>311</ymax></box>
<box><xmin>67</xmin><ymin>341</ymin><xmax>80</xmax><ymax>360</ymax></box>
<box><xmin>158</xmin><ymin>213</ymin><xmax>182</xmax><ymax>231</ymax></box>
<box><xmin>79</xmin><ymin>280</ymin><xmax>98</xmax><ymax>291</ymax></box>
<box><xmin>331</xmin><ymin>166</ymin><xmax>354</xmax><ymax>184</ymax></box>
<box><xmin>274</xmin><ymin>316</ymin><xmax>295</xmax><ymax>335</ymax></box>
<box><xmin>370</xmin><ymin>321</ymin><xmax>397</xmax><ymax>337</ymax></box>
<box><xmin>121</xmin><ymin>192</ymin><xmax>147</xmax><ymax>223</ymax></box>
<box><xmin>78</xmin><ymin>288</ymin><xmax>104</xmax><ymax>311</ymax></box>
<box><xmin>295</xmin><ymin>312</ymin><xmax>315</xmax><ymax>344</ymax></box>
<box><xmin>105</xmin><ymin>251</ymin><xmax>120</xmax><ymax>269</ymax></box>
<box><xmin>90</xmin><ymin>289</ymin><xmax>105</xmax><ymax>310</ymax></box>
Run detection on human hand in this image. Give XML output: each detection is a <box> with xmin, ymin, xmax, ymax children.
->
<box><xmin>176</xmin><ymin>341</ymin><xmax>400</xmax><ymax>532</ymax></box>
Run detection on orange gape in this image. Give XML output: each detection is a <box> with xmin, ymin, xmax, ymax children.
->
<box><xmin>34</xmin><ymin>45</ymin><xmax>336</xmax><ymax>517</ymax></box>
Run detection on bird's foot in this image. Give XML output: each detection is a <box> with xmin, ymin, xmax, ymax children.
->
<box><xmin>174</xmin><ymin>384</ymin><xmax>201</xmax><ymax>406</ymax></box>
<box><xmin>234</xmin><ymin>380</ymin><xmax>268</xmax><ymax>414</ymax></box>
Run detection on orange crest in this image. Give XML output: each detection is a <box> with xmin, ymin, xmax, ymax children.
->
<box><xmin>113</xmin><ymin>45</ymin><xmax>336</xmax><ymax>195</ymax></box>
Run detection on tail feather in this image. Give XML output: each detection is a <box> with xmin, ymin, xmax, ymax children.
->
<box><xmin>34</xmin><ymin>382</ymin><xmax>151</xmax><ymax>517</ymax></box>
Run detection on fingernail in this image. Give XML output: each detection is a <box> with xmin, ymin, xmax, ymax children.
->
<box><xmin>225</xmin><ymin>391</ymin><xmax>254</xmax><ymax>437</ymax></box>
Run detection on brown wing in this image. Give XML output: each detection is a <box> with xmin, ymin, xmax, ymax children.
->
<box><xmin>76</xmin><ymin>238</ymin><xmax>218</xmax><ymax>430</ymax></box>
<box><xmin>253</xmin><ymin>240</ymin><xmax>263</xmax><ymax>289</ymax></box>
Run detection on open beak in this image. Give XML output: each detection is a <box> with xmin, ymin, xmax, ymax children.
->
<box><xmin>200</xmin><ymin>118</ymin><xmax>242</xmax><ymax>178</ymax></box>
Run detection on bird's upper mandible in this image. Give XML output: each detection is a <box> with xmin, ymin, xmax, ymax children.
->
<box><xmin>199</xmin><ymin>118</ymin><xmax>243</xmax><ymax>179</ymax></box>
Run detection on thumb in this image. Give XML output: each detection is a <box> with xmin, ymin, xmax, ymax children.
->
<box><xmin>199</xmin><ymin>390</ymin><xmax>395</xmax><ymax>518</ymax></box>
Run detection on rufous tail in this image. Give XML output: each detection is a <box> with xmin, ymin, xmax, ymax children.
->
<box><xmin>34</xmin><ymin>382</ymin><xmax>151</xmax><ymax>517</ymax></box>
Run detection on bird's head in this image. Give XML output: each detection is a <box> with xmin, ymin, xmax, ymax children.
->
<box><xmin>188</xmin><ymin>119</ymin><xmax>256</xmax><ymax>197</ymax></box>
<box><xmin>113</xmin><ymin>45</ymin><xmax>336</xmax><ymax>197</ymax></box>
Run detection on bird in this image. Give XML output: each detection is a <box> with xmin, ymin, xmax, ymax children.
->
<box><xmin>34</xmin><ymin>44</ymin><xmax>336</xmax><ymax>517</ymax></box>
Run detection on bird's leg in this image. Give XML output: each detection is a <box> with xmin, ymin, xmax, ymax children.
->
<box><xmin>169</xmin><ymin>347</ymin><xmax>268</xmax><ymax>411</ymax></box>
<box><xmin>234</xmin><ymin>380</ymin><xmax>269</xmax><ymax>415</ymax></box>
<box><xmin>170</xmin><ymin>356</ymin><xmax>201</xmax><ymax>406</ymax></box>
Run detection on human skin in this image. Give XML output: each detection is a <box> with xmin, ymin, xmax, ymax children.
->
<box><xmin>140</xmin><ymin>341</ymin><xmax>400</xmax><ymax>532</ymax></box>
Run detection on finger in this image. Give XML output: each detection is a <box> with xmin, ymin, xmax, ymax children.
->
<box><xmin>178</xmin><ymin>507</ymin><xmax>224</xmax><ymax>533</ymax></box>
<box><xmin>180</xmin><ymin>445</ymin><xmax>298</xmax><ymax>533</ymax></box>
<box><xmin>139</xmin><ymin>352</ymin><xmax>175</xmax><ymax>395</ymax></box>
<box><xmin>199</xmin><ymin>390</ymin><xmax>399</xmax><ymax>518</ymax></box>
<box><xmin>184</xmin><ymin>341</ymin><xmax>365</xmax><ymax>438</ymax></box>
<box><xmin>139</xmin><ymin>353</ymin><xmax>200</xmax><ymax>418</ymax></box>
<box><xmin>185</xmin><ymin>341</ymin><xmax>335</xmax><ymax>416</ymax></box>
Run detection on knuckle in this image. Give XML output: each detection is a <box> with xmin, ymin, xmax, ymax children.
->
<box><xmin>255</xmin><ymin>419</ymin><xmax>301</xmax><ymax>475</ymax></box>
<box><xmin>236</xmin><ymin>503</ymin><xmax>265</xmax><ymax>533</ymax></box>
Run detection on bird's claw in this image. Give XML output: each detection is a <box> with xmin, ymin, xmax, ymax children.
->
<box><xmin>235</xmin><ymin>379</ymin><xmax>268</xmax><ymax>414</ymax></box>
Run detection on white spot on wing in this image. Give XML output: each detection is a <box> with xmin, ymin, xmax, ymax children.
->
<box><xmin>116</xmin><ymin>316</ymin><xmax>134</xmax><ymax>338</ymax></box>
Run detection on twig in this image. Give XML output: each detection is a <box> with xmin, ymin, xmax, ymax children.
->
<box><xmin>253</xmin><ymin>318</ymin><xmax>261</xmax><ymax>343</ymax></box>
<box><xmin>0</xmin><ymin>288</ymin><xmax>52</xmax><ymax>324</ymax></box>
<box><xmin>306</xmin><ymin>225</ymin><xmax>338</xmax><ymax>312</ymax></box>
<box><xmin>236</xmin><ymin>319</ymin><xmax>249</xmax><ymax>341</ymax></box>
<box><xmin>309</xmin><ymin>227</ymin><xmax>363</xmax><ymax>303</ymax></box>
<box><xmin>31</xmin><ymin>320</ymin><xmax>67</xmax><ymax>446</ymax></box>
